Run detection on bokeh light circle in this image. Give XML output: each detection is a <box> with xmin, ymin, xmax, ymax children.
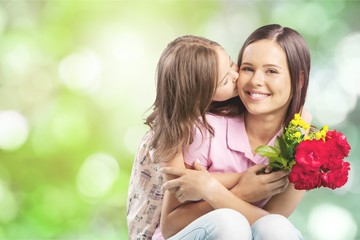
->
<box><xmin>77</xmin><ymin>153</ymin><xmax>119</xmax><ymax>200</ymax></box>
<box><xmin>59</xmin><ymin>49</ymin><xmax>102</xmax><ymax>94</ymax></box>
<box><xmin>0</xmin><ymin>181</ymin><xmax>18</xmax><ymax>223</ymax></box>
<box><xmin>308</xmin><ymin>203</ymin><xmax>357</xmax><ymax>240</ymax></box>
<box><xmin>0</xmin><ymin>110</ymin><xmax>29</xmax><ymax>151</ymax></box>
<box><xmin>335</xmin><ymin>32</ymin><xmax>360</xmax><ymax>96</ymax></box>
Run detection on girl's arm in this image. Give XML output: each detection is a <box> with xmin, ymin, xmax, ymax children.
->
<box><xmin>210</xmin><ymin>171</ymin><xmax>241</xmax><ymax>190</ymax></box>
<box><xmin>160</xmin><ymin>154</ymin><xmax>280</xmax><ymax>239</ymax></box>
<box><xmin>160</xmin><ymin>152</ymin><xmax>213</xmax><ymax>238</ymax></box>
<box><xmin>163</xmin><ymin>163</ymin><xmax>289</xmax><ymax>204</ymax></box>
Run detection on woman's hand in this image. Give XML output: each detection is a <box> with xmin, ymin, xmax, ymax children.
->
<box><xmin>231</xmin><ymin>164</ymin><xmax>289</xmax><ymax>203</ymax></box>
<box><xmin>161</xmin><ymin>161</ymin><xmax>221</xmax><ymax>203</ymax></box>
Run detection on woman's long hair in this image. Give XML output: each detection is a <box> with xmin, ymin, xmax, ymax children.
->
<box><xmin>237</xmin><ymin>24</ymin><xmax>311</xmax><ymax>126</ymax></box>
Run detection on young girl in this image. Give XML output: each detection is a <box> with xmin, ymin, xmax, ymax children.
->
<box><xmin>127</xmin><ymin>35</ymin><xmax>288</xmax><ymax>239</ymax></box>
<box><xmin>160</xmin><ymin>24</ymin><xmax>312</xmax><ymax>240</ymax></box>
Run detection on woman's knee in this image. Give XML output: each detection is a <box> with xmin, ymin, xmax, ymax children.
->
<box><xmin>208</xmin><ymin>209</ymin><xmax>252</xmax><ymax>240</ymax></box>
<box><xmin>251</xmin><ymin>214</ymin><xmax>302</xmax><ymax>240</ymax></box>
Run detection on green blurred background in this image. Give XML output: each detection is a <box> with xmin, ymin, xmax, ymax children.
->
<box><xmin>0</xmin><ymin>0</ymin><xmax>359</xmax><ymax>239</ymax></box>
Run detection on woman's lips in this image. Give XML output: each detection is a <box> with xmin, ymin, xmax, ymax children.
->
<box><xmin>247</xmin><ymin>91</ymin><xmax>270</xmax><ymax>100</ymax></box>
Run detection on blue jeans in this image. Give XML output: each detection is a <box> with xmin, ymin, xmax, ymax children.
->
<box><xmin>168</xmin><ymin>208</ymin><xmax>251</xmax><ymax>240</ymax></box>
<box><xmin>251</xmin><ymin>214</ymin><xmax>303</xmax><ymax>240</ymax></box>
<box><xmin>168</xmin><ymin>209</ymin><xmax>303</xmax><ymax>240</ymax></box>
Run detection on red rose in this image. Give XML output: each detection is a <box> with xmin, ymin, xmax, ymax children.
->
<box><xmin>320</xmin><ymin>162</ymin><xmax>350</xmax><ymax>189</ymax></box>
<box><xmin>256</xmin><ymin>114</ymin><xmax>351</xmax><ymax>191</ymax></box>
<box><xmin>290</xmin><ymin>135</ymin><xmax>351</xmax><ymax>190</ymax></box>
<box><xmin>289</xmin><ymin>164</ymin><xmax>322</xmax><ymax>190</ymax></box>
<box><xmin>321</xmin><ymin>156</ymin><xmax>343</xmax><ymax>171</ymax></box>
<box><xmin>326</xmin><ymin>130</ymin><xmax>351</xmax><ymax>158</ymax></box>
<box><xmin>294</xmin><ymin>140</ymin><xmax>326</xmax><ymax>170</ymax></box>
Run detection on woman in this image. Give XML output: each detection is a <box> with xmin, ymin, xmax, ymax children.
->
<box><xmin>127</xmin><ymin>35</ymin><xmax>286</xmax><ymax>240</ymax></box>
<box><xmin>160</xmin><ymin>24</ymin><xmax>312</xmax><ymax>240</ymax></box>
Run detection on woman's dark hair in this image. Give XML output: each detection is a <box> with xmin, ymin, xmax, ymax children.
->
<box><xmin>237</xmin><ymin>24</ymin><xmax>311</xmax><ymax>126</ymax></box>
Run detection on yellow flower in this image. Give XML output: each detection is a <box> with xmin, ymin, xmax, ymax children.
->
<box><xmin>322</xmin><ymin>125</ymin><xmax>329</xmax><ymax>131</ymax></box>
<box><xmin>291</xmin><ymin>119</ymin><xmax>299</xmax><ymax>126</ymax></box>
<box><xmin>298</xmin><ymin>119</ymin><xmax>306</xmax><ymax>127</ymax></box>
<box><xmin>315</xmin><ymin>132</ymin><xmax>322</xmax><ymax>140</ymax></box>
<box><xmin>320</xmin><ymin>129</ymin><xmax>327</xmax><ymax>137</ymax></box>
<box><xmin>294</xmin><ymin>132</ymin><xmax>301</xmax><ymax>138</ymax></box>
<box><xmin>294</xmin><ymin>113</ymin><xmax>300</xmax><ymax>120</ymax></box>
<box><xmin>304</xmin><ymin>135</ymin><xmax>310</xmax><ymax>141</ymax></box>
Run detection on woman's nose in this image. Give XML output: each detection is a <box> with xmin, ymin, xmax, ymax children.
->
<box><xmin>250</xmin><ymin>71</ymin><xmax>264</xmax><ymax>86</ymax></box>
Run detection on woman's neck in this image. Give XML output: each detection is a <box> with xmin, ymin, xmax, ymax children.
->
<box><xmin>244</xmin><ymin>112</ymin><xmax>285</xmax><ymax>153</ymax></box>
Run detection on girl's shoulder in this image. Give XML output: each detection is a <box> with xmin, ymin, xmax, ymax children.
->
<box><xmin>205</xmin><ymin>113</ymin><xmax>244</xmax><ymax>124</ymax></box>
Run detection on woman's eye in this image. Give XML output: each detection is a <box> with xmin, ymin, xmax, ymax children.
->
<box><xmin>267</xmin><ymin>69</ymin><xmax>277</xmax><ymax>74</ymax></box>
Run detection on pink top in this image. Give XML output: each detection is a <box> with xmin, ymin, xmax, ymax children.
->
<box><xmin>152</xmin><ymin>114</ymin><xmax>282</xmax><ymax>239</ymax></box>
<box><xmin>184</xmin><ymin>113</ymin><xmax>281</xmax><ymax>208</ymax></box>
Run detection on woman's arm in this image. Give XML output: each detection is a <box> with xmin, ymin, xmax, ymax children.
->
<box><xmin>263</xmin><ymin>183</ymin><xmax>305</xmax><ymax>217</ymax></box>
<box><xmin>160</xmin><ymin>156</ymin><xmax>288</xmax><ymax>238</ymax></box>
<box><xmin>261</xmin><ymin>108</ymin><xmax>311</xmax><ymax>216</ymax></box>
<box><xmin>229</xmin><ymin>165</ymin><xmax>289</xmax><ymax>203</ymax></box>
<box><xmin>260</xmin><ymin>108</ymin><xmax>311</xmax><ymax>216</ymax></box>
<box><xmin>160</xmin><ymin>160</ymin><xmax>272</xmax><ymax>238</ymax></box>
<box><xmin>163</xmin><ymin>163</ymin><xmax>289</xmax><ymax>204</ymax></box>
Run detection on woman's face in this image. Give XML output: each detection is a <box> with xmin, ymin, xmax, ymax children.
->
<box><xmin>212</xmin><ymin>47</ymin><xmax>239</xmax><ymax>102</ymax></box>
<box><xmin>237</xmin><ymin>39</ymin><xmax>292</xmax><ymax>117</ymax></box>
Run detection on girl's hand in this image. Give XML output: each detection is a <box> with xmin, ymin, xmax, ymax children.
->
<box><xmin>161</xmin><ymin>161</ymin><xmax>221</xmax><ymax>203</ymax></box>
<box><xmin>232</xmin><ymin>164</ymin><xmax>289</xmax><ymax>203</ymax></box>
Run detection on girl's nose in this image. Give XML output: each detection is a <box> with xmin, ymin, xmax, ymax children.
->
<box><xmin>231</xmin><ymin>71</ymin><xmax>239</xmax><ymax>83</ymax></box>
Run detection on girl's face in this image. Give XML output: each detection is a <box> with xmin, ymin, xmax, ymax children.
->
<box><xmin>237</xmin><ymin>39</ymin><xmax>292</xmax><ymax>117</ymax></box>
<box><xmin>213</xmin><ymin>48</ymin><xmax>239</xmax><ymax>102</ymax></box>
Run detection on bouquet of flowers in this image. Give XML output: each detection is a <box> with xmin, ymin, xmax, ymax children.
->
<box><xmin>256</xmin><ymin>113</ymin><xmax>351</xmax><ymax>190</ymax></box>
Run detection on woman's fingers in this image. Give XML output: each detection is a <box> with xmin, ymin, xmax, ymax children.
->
<box><xmin>193</xmin><ymin>160</ymin><xmax>205</xmax><ymax>171</ymax></box>
<box><xmin>264</xmin><ymin>171</ymin><xmax>289</xmax><ymax>183</ymax></box>
<box><xmin>273</xmin><ymin>179</ymin><xmax>290</xmax><ymax>195</ymax></box>
<box><xmin>269</xmin><ymin>176</ymin><xmax>289</xmax><ymax>192</ymax></box>
<box><xmin>175</xmin><ymin>188</ymin><xmax>182</xmax><ymax>199</ymax></box>
<box><xmin>161</xmin><ymin>178</ymin><xmax>182</xmax><ymax>191</ymax></box>
<box><xmin>249</xmin><ymin>164</ymin><xmax>266</xmax><ymax>174</ymax></box>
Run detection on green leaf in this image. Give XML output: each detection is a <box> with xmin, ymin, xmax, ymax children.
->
<box><xmin>274</xmin><ymin>137</ymin><xmax>281</xmax><ymax>149</ymax></box>
<box><xmin>278</xmin><ymin>137</ymin><xmax>294</xmax><ymax>160</ymax></box>
<box><xmin>268</xmin><ymin>162</ymin><xmax>284</xmax><ymax>171</ymax></box>
<box><xmin>279</xmin><ymin>157</ymin><xmax>289</xmax><ymax>166</ymax></box>
<box><xmin>255</xmin><ymin>145</ymin><xmax>279</xmax><ymax>158</ymax></box>
<box><xmin>288</xmin><ymin>159</ymin><xmax>296</xmax><ymax>168</ymax></box>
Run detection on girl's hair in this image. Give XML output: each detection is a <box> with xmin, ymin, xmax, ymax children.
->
<box><xmin>146</xmin><ymin>35</ymin><xmax>234</xmax><ymax>163</ymax></box>
<box><xmin>237</xmin><ymin>24</ymin><xmax>311</xmax><ymax>126</ymax></box>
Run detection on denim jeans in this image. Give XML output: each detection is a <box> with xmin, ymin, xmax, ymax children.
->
<box><xmin>168</xmin><ymin>208</ymin><xmax>251</xmax><ymax>240</ymax></box>
<box><xmin>168</xmin><ymin>209</ymin><xmax>303</xmax><ymax>240</ymax></box>
<box><xmin>251</xmin><ymin>214</ymin><xmax>303</xmax><ymax>240</ymax></box>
